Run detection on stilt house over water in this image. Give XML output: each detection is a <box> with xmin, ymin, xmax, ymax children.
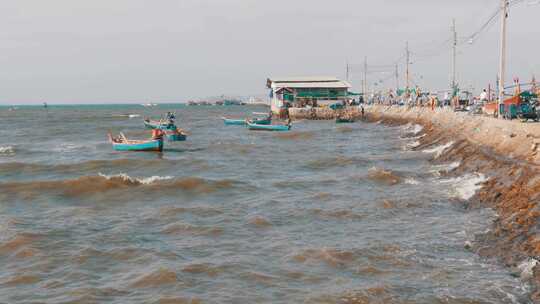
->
<box><xmin>266</xmin><ymin>76</ymin><xmax>352</xmax><ymax>113</ymax></box>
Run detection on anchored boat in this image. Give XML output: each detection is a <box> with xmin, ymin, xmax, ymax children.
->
<box><xmin>164</xmin><ymin>127</ymin><xmax>188</xmax><ymax>141</ymax></box>
<box><xmin>224</xmin><ymin>112</ymin><xmax>272</xmax><ymax>126</ymax></box>
<box><xmin>336</xmin><ymin>117</ymin><xmax>356</xmax><ymax>123</ymax></box>
<box><xmin>223</xmin><ymin>117</ymin><xmax>247</xmax><ymax>126</ymax></box>
<box><xmin>143</xmin><ymin>118</ymin><xmax>176</xmax><ymax>130</ymax></box>
<box><xmin>247</xmin><ymin>121</ymin><xmax>291</xmax><ymax>131</ymax></box>
<box><xmin>108</xmin><ymin>132</ymin><xmax>163</xmax><ymax>152</ymax></box>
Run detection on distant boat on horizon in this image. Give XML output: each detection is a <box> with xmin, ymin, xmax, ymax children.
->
<box><xmin>141</xmin><ymin>103</ymin><xmax>158</xmax><ymax>107</ymax></box>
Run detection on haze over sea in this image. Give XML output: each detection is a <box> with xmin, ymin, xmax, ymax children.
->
<box><xmin>0</xmin><ymin>105</ymin><xmax>530</xmax><ymax>303</ymax></box>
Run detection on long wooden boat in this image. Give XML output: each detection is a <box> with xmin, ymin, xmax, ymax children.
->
<box><xmin>247</xmin><ymin>122</ymin><xmax>291</xmax><ymax>131</ymax></box>
<box><xmin>249</xmin><ymin>117</ymin><xmax>272</xmax><ymax>125</ymax></box>
<box><xmin>108</xmin><ymin>133</ymin><xmax>163</xmax><ymax>152</ymax></box>
<box><xmin>223</xmin><ymin>117</ymin><xmax>247</xmax><ymax>126</ymax></box>
<box><xmin>336</xmin><ymin>117</ymin><xmax>356</xmax><ymax>123</ymax></box>
<box><xmin>165</xmin><ymin>129</ymin><xmax>187</xmax><ymax>141</ymax></box>
<box><xmin>144</xmin><ymin>119</ymin><xmax>176</xmax><ymax>130</ymax></box>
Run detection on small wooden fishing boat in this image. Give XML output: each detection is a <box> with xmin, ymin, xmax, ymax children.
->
<box><xmin>247</xmin><ymin>121</ymin><xmax>291</xmax><ymax>131</ymax></box>
<box><xmin>336</xmin><ymin>117</ymin><xmax>356</xmax><ymax>123</ymax></box>
<box><xmin>248</xmin><ymin>116</ymin><xmax>272</xmax><ymax>125</ymax></box>
<box><xmin>144</xmin><ymin>118</ymin><xmax>176</xmax><ymax>130</ymax></box>
<box><xmin>223</xmin><ymin>117</ymin><xmax>247</xmax><ymax>126</ymax></box>
<box><xmin>164</xmin><ymin>128</ymin><xmax>188</xmax><ymax>141</ymax></box>
<box><xmin>108</xmin><ymin>133</ymin><xmax>163</xmax><ymax>152</ymax></box>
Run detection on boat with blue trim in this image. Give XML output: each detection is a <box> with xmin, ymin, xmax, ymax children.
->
<box><xmin>108</xmin><ymin>132</ymin><xmax>164</xmax><ymax>152</ymax></box>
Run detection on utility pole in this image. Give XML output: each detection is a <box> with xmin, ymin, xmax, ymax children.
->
<box><xmin>498</xmin><ymin>0</ymin><xmax>509</xmax><ymax>117</ymax></box>
<box><xmin>363</xmin><ymin>56</ymin><xmax>368</xmax><ymax>96</ymax></box>
<box><xmin>451</xmin><ymin>19</ymin><xmax>457</xmax><ymax>96</ymax></box>
<box><xmin>395</xmin><ymin>64</ymin><xmax>399</xmax><ymax>92</ymax></box>
<box><xmin>405</xmin><ymin>42</ymin><xmax>410</xmax><ymax>91</ymax></box>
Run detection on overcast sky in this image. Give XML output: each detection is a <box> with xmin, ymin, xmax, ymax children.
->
<box><xmin>1</xmin><ymin>0</ymin><xmax>538</xmax><ymax>104</ymax></box>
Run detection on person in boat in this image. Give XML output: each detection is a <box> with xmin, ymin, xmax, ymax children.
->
<box><xmin>109</xmin><ymin>133</ymin><xmax>124</xmax><ymax>143</ymax></box>
<box><xmin>151</xmin><ymin>129</ymin><xmax>164</xmax><ymax>140</ymax></box>
<box><xmin>166</xmin><ymin>112</ymin><xmax>176</xmax><ymax>120</ymax></box>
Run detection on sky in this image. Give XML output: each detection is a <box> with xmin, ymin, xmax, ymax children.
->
<box><xmin>0</xmin><ymin>0</ymin><xmax>538</xmax><ymax>104</ymax></box>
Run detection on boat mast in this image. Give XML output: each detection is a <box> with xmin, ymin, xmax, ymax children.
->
<box><xmin>405</xmin><ymin>42</ymin><xmax>410</xmax><ymax>91</ymax></box>
<box><xmin>363</xmin><ymin>56</ymin><xmax>368</xmax><ymax>96</ymax></box>
<box><xmin>498</xmin><ymin>0</ymin><xmax>509</xmax><ymax>116</ymax></box>
<box><xmin>395</xmin><ymin>64</ymin><xmax>399</xmax><ymax>92</ymax></box>
<box><xmin>451</xmin><ymin>19</ymin><xmax>457</xmax><ymax>97</ymax></box>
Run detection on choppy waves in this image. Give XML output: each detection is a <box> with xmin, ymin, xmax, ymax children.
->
<box><xmin>0</xmin><ymin>174</ymin><xmax>241</xmax><ymax>200</ymax></box>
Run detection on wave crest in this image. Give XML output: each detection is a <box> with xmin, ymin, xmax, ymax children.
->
<box><xmin>423</xmin><ymin>141</ymin><xmax>454</xmax><ymax>158</ymax></box>
<box><xmin>0</xmin><ymin>175</ymin><xmax>238</xmax><ymax>199</ymax></box>
<box><xmin>0</xmin><ymin>146</ymin><xmax>15</xmax><ymax>156</ymax></box>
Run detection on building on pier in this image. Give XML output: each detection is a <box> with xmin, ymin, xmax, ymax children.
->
<box><xmin>266</xmin><ymin>76</ymin><xmax>352</xmax><ymax>113</ymax></box>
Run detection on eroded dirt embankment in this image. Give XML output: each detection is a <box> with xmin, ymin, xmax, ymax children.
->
<box><xmin>366</xmin><ymin>105</ymin><xmax>540</xmax><ymax>301</ymax></box>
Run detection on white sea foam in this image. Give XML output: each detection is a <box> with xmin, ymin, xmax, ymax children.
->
<box><xmin>98</xmin><ymin>173</ymin><xmax>173</xmax><ymax>185</ymax></box>
<box><xmin>517</xmin><ymin>258</ymin><xmax>538</xmax><ymax>280</ymax></box>
<box><xmin>406</xmin><ymin>141</ymin><xmax>420</xmax><ymax>149</ymax></box>
<box><xmin>404</xmin><ymin>178</ymin><xmax>420</xmax><ymax>185</ymax></box>
<box><xmin>0</xmin><ymin>146</ymin><xmax>15</xmax><ymax>155</ymax></box>
<box><xmin>439</xmin><ymin>173</ymin><xmax>487</xmax><ymax>200</ymax></box>
<box><xmin>402</xmin><ymin>122</ymin><xmax>423</xmax><ymax>135</ymax></box>
<box><xmin>439</xmin><ymin>161</ymin><xmax>461</xmax><ymax>172</ymax></box>
<box><xmin>423</xmin><ymin>141</ymin><xmax>454</xmax><ymax>158</ymax></box>
<box><xmin>128</xmin><ymin>114</ymin><xmax>141</xmax><ymax>118</ymax></box>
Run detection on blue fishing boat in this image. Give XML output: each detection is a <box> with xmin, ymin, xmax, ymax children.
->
<box><xmin>164</xmin><ymin>128</ymin><xmax>188</xmax><ymax>141</ymax></box>
<box><xmin>223</xmin><ymin>117</ymin><xmax>247</xmax><ymax>126</ymax></box>
<box><xmin>166</xmin><ymin>133</ymin><xmax>187</xmax><ymax>141</ymax></box>
<box><xmin>143</xmin><ymin>118</ymin><xmax>176</xmax><ymax>130</ymax></box>
<box><xmin>108</xmin><ymin>133</ymin><xmax>163</xmax><ymax>152</ymax></box>
<box><xmin>336</xmin><ymin>117</ymin><xmax>356</xmax><ymax>123</ymax></box>
<box><xmin>247</xmin><ymin>122</ymin><xmax>291</xmax><ymax>131</ymax></box>
<box><xmin>248</xmin><ymin>117</ymin><xmax>272</xmax><ymax>125</ymax></box>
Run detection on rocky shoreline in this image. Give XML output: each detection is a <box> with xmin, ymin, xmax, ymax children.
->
<box><xmin>366</xmin><ymin>104</ymin><xmax>540</xmax><ymax>302</ymax></box>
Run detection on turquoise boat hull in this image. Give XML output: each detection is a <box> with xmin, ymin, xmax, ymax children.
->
<box><xmin>144</xmin><ymin>120</ymin><xmax>176</xmax><ymax>130</ymax></box>
<box><xmin>247</xmin><ymin>122</ymin><xmax>291</xmax><ymax>131</ymax></box>
<box><xmin>112</xmin><ymin>139</ymin><xmax>163</xmax><ymax>152</ymax></box>
<box><xmin>166</xmin><ymin>133</ymin><xmax>187</xmax><ymax>141</ymax></box>
<box><xmin>249</xmin><ymin>117</ymin><xmax>272</xmax><ymax>125</ymax></box>
<box><xmin>336</xmin><ymin>118</ymin><xmax>355</xmax><ymax>123</ymax></box>
<box><xmin>223</xmin><ymin>118</ymin><xmax>247</xmax><ymax>126</ymax></box>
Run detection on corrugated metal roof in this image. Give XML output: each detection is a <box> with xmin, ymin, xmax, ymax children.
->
<box><xmin>272</xmin><ymin>81</ymin><xmax>351</xmax><ymax>89</ymax></box>
<box><xmin>268</xmin><ymin>76</ymin><xmax>340</xmax><ymax>83</ymax></box>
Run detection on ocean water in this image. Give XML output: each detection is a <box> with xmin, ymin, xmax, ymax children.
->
<box><xmin>0</xmin><ymin>105</ymin><xmax>531</xmax><ymax>303</ymax></box>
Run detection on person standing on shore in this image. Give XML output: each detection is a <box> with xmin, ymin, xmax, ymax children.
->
<box><xmin>480</xmin><ymin>89</ymin><xmax>488</xmax><ymax>102</ymax></box>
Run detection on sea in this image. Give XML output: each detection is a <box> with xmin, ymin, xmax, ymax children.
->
<box><xmin>0</xmin><ymin>104</ymin><xmax>532</xmax><ymax>303</ymax></box>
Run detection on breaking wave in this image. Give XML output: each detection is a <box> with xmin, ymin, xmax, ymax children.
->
<box><xmin>402</xmin><ymin>123</ymin><xmax>424</xmax><ymax>137</ymax></box>
<box><xmin>423</xmin><ymin>141</ymin><xmax>454</xmax><ymax>158</ymax></box>
<box><xmin>439</xmin><ymin>173</ymin><xmax>487</xmax><ymax>200</ymax></box>
<box><xmin>0</xmin><ymin>146</ymin><xmax>15</xmax><ymax>156</ymax></box>
<box><xmin>0</xmin><ymin>174</ymin><xmax>239</xmax><ymax>199</ymax></box>
<box><xmin>0</xmin><ymin>158</ymin><xmax>206</xmax><ymax>177</ymax></box>
<box><xmin>98</xmin><ymin>173</ymin><xmax>173</xmax><ymax>185</ymax></box>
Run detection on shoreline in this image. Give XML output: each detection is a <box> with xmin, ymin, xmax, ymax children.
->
<box><xmin>366</xmin><ymin>104</ymin><xmax>540</xmax><ymax>301</ymax></box>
